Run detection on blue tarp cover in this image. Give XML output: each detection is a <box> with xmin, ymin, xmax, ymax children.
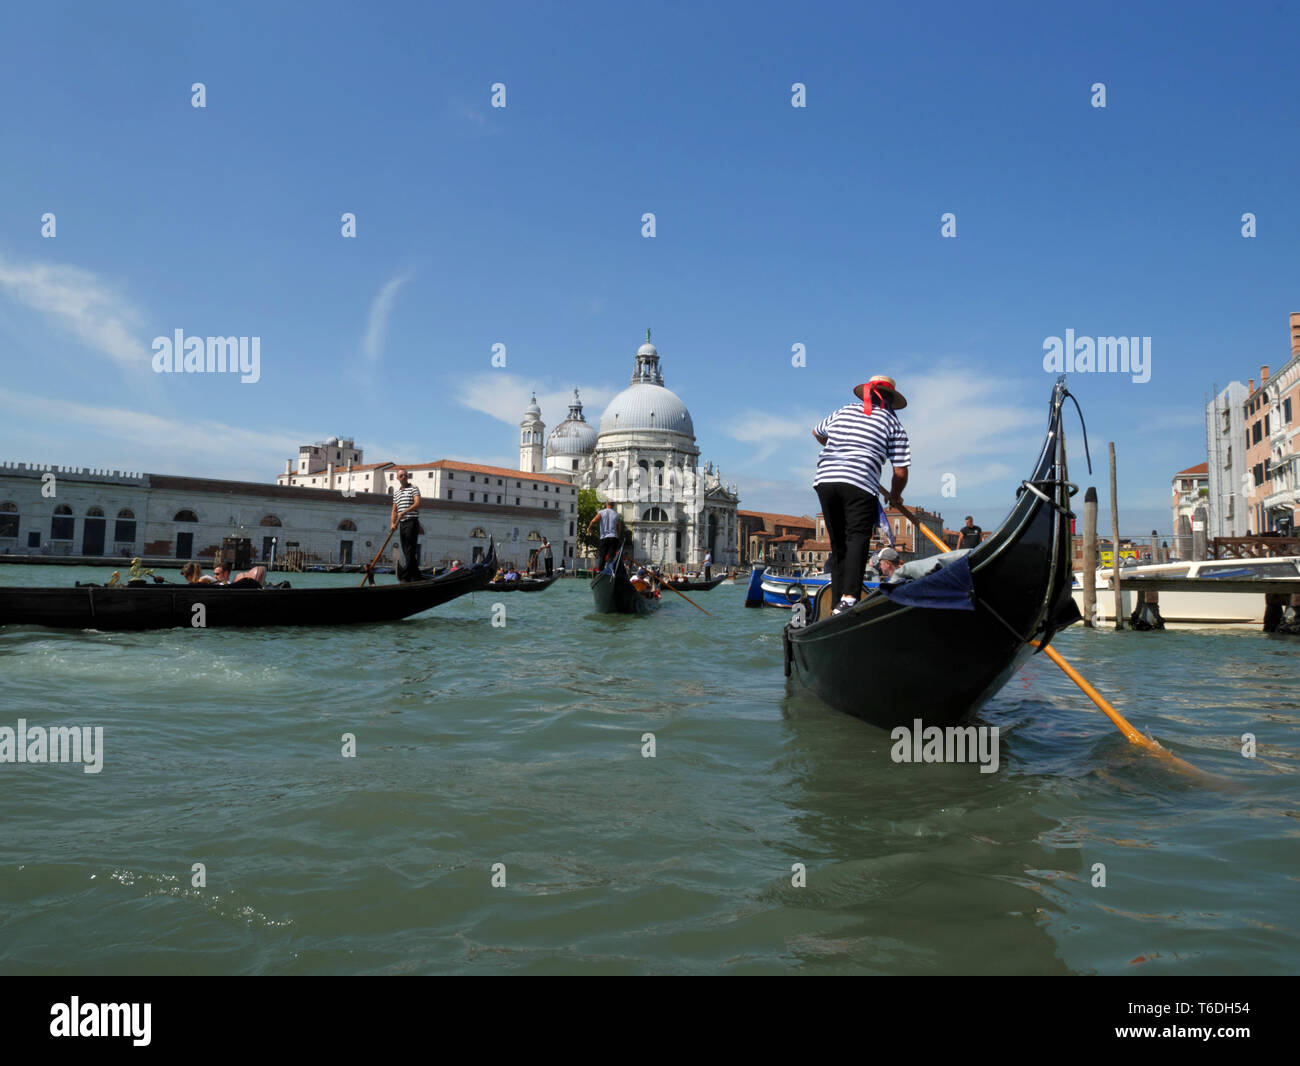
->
<box><xmin>879</xmin><ymin>552</ymin><xmax>976</xmax><ymax>610</ymax></box>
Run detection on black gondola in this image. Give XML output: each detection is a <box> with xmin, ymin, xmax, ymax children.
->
<box><xmin>486</xmin><ymin>574</ymin><xmax>558</xmax><ymax>593</ymax></box>
<box><xmin>783</xmin><ymin>379</ymin><xmax>1081</xmax><ymax>730</ymax></box>
<box><xmin>590</xmin><ymin>547</ymin><xmax>660</xmax><ymax>615</ymax></box>
<box><xmin>655</xmin><ymin>575</ymin><xmax>726</xmax><ymax>592</ymax></box>
<box><xmin>0</xmin><ymin>546</ymin><xmax>496</xmax><ymax>631</ymax></box>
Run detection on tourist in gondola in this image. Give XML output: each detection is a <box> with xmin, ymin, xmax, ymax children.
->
<box><xmin>873</xmin><ymin>547</ymin><xmax>902</xmax><ymax>583</ymax></box>
<box><xmin>390</xmin><ymin>468</ymin><xmax>422</xmax><ymax>583</ymax></box>
<box><xmin>812</xmin><ymin>374</ymin><xmax>911</xmax><ymax>615</ymax></box>
<box><xmin>587</xmin><ymin>500</ymin><xmax>624</xmax><ymax>571</ymax></box>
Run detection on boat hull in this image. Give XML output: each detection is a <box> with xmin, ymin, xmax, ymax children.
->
<box><xmin>590</xmin><ymin>569</ymin><xmax>659</xmax><ymax>615</ymax></box>
<box><xmin>0</xmin><ymin>564</ymin><xmax>494</xmax><ymax>631</ymax></box>
<box><xmin>785</xmin><ymin>381</ymin><xmax>1079</xmax><ymax>730</ymax></box>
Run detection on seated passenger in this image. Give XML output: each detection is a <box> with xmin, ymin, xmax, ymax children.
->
<box><xmin>181</xmin><ymin>562</ymin><xmax>215</xmax><ymax>584</ymax></box>
<box><xmin>874</xmin><ymin>547</ymin><xmax>902</xmax><ymax>583</ymax></box>
<box><xmin>213</xmin><ymin>562</ymin><xmax>267</xmax><ymax>588</ymax></box>
<box><xmin>503</xmin><ymin>569</ymin><xmax>520</xmax><ymax>581</ymax></box>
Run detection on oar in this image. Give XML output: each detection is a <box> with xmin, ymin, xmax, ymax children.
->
<box><xmin>359</xmin><ymin>526</ymin><xmax>398</xmax><ymax>587</ymax></box>
<box><xmin>650</xmin><ymin>571</ymin><xmax>711</xmax><ymax>615</ymax></box>
<box><xmin>894</xmin><ymin>500</ymin><xmax>1198</xmax><ymax>768</ymax></box>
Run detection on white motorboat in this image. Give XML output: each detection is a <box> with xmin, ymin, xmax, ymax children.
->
<box><xmin>1072</xmin><ymin>556</ymin><xmax>1300</xmax><ymax>626</ymax></box>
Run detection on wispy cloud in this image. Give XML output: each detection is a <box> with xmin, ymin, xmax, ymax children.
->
<box><xmin>362</xmin><ymin>273</ymin><xmax>409</xmax><ymax>364</ymax></box>
<box><xmin>458</xmin><ymin>372</ymin><xmax>614</xmax><ymax>429</ymax></box>
<box><xmin>0</xmin><ymin>252</ymin><xmax>145</xmax><ymax>368</ymax></box>
<box><xmin>723</xmin><ymin>407</ymin><xmax>824</xmax><ymax>463</ymax></box>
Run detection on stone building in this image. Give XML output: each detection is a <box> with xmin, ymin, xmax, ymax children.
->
<box><xmin>526</xmin><ymin>334</ymin><xmax>741</xmax><ymax>568</ymax></box>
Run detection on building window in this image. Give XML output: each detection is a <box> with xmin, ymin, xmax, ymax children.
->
<box><xmin>470</xmin><ymin>475</ymin><xmax>476</xmax><ymax>482</ymax></box>
<box><xmin>447</xmin><ymin>491</ymin><xmax>453</xmax><ymax>500</ymax></box>
<box><xmin>1285</xmin><ymin>398</ymin><xmax>1293</xmax><ymax>424</ymax></box>
<box><xmin>497</xmin><ymin>479</ymin><xmax>502</xmax><ymax>486</ymax></box>
<box><xmin>338</xmin><ymin>519</ymin><xmax>357</xmax><ymax>531</ymax></box>
<box><xmin>515</xmin><ymin>498</ymin><xmax>520</xmax><ymax>506</ymax></box>
<box><xmin>516</xmin><ymin>482</ymin><xmax>521</xmax><ymax>488</ymax></box>
<box><xmin>115</xmin><ymin>508</ymin><xmax>136</xmax><ymax>543</ymax></box>
<box><xmin>469</xmin><ymin>492</ymin><xmax>475</xmax><ymax>502</ymax></box>
<box><xmin>449</xmin><ymin>473</ymin><xmax>455</xmax><ymax>480</ymax></box>
<box><xmin>52</xmin><ymin>504</ymin><xmax>74</xmax><ymax>540</ymax></box>
<box><xmin>0</xmin><ymin>500</ymin><xmax>17</xmax><ymax>539</ymax></box>
<box><xmin>527</xmin><ymin>531</ymin><xmax>541</xmax><ymax>541</ymax></box>
<box><xmin>470</xmin><ymin>527</ymin><xmax>487</xmax><ymax>539</ymax></box>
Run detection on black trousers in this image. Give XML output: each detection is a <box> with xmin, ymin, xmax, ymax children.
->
<box><xmin>704</xmin><ymin>564</ymin><xmax>712</xmax><ymax>580</ymax></box>
<box><xmin>597</xmin><ymin>537</ymin><xmax>621</xmax><ymax>571</ymax></box>
<box><xmin>545</xmin><ymin>557</ymin><xmax>553</xmax><ymax>576</ymax></box>
<box><xmin>398</xmin><ymin>519</ymin><xmax>421</xmax><ymax>582</ymax></box>
<box><xmin>815</xmin><ymin>482</ymin><xmax>879</xmax><ymax>604</ymax></box>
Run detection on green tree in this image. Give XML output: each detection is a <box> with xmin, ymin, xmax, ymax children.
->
<box><xmin>577</xmin><ymin>489</ymin><xmax>602</xmax><ymax>557</ymax></box>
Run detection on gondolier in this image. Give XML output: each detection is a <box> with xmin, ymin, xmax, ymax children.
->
<box><xmin>812</xmin><ymin>374</ymin><xmax>911</xmax><ymax>614</ymax></box>
<box><xmin>540</xmin><ymin>537</ymin><xmax>554</xmax><ymax>577</ymax></box>
<box><xmin>958</xmin><ymin>516</ymin><xmax>983</xmax><ymax>550</ymax></box>
<box><xmin>390</xmin><ymin>469</ymin><xmax>422</xmax><ymax>583</ymax></box>
<box><xmin>587</xmin><ymin>501</ymin><xmax>624</xmax><ymax>571</ymax></box>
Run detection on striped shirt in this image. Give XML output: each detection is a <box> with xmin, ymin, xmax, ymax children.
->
<box><xmin>813</xmin><ymin>403</ymin><xmax>911</xmax><ymax>494</ymax></box>
<box><xmin>394</xmin><ymin>484</ymin><xmax>420</xmax><ymax>521</ymax></box>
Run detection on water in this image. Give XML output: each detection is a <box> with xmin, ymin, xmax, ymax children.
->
<box><xmin>1</xmin><ymin>564</ymin><xmax>1296</xmax><ymax>975</ymax></box>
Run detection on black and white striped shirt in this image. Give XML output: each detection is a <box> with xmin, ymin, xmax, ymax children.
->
<box><xmin>813</xmin><ymin>403</ymin><xmax>911</xmax><ymax>494</ymax></box>
<box><xmin>394</xmin><ymin>484</ymin><xmax>420</xmax><ymax>521</ymax></box>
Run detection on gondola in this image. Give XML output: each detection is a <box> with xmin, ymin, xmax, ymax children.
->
<box><xmin>783</xmin><ymin>379</ymin><xmax>1081</xmax><ymax>730</ymax></box>
<box><xmin>590</xmin><ymin>547</ymin><xmax>660</xmax><ymax>615</ymax></box>
<box><xmin>655</xmin><ymin>574</ymin><xmax>726</xmax><ymax>592</ymax></box>
<box><xmin>0</xmin><ymin>545</ymin><xmax>496</xmax><ymax>631</ymax></box>
<box><xmin>486</xmin><ymin>574</ymin><xmax>558</xmax><ymax>593</ymax></box>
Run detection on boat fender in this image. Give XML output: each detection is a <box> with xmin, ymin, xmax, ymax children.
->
<box><xmin>782</xmin><ymin>627</ymin><xmax>793</xmax><ymax>677</ymax></box>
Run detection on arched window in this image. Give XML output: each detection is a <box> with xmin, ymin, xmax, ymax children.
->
<box><xmin>337</xmin><ymin>519</ymin><xmax>357</xmax><ymax>531</ymax></box>
<box><xmin>654</xmin><ymin>460</ymin><xmax>664</xmax><ymax>487</ymax></box>
<box><xmin>52</xmin><ymin>504</ymin><xmax>74</xmax><ymax>540</ymax></box>
<box><xmin>114</xmin><ymin>507</ymin><xmax>136</xmax><ymax>543</ymax></box>
<box><xmin>470</xmin><ymin>527</ymin><xmax>487</xmax><ymax>539</ymax></box>
<box><xmin>0</xmin><ymin>501</ymin><xmax>17</xmax><ymax>512</ymax></box>
<box><xmin>638</xmin><ymin>460</ymin><xmax>649</xmax><ymax>471</ymax></box>
<box><xmin>87</xmin><ymin>506</ymin><xmax>105</xmax><ymax>517</ymax></box>
<box><xmin>117</xmin><ymin>508</ymin><xmax>134</xmax><ymax>519</ymax></box>
<box><xmin>527</xmin><ymin>530</ymin><xmax>542</xmax><ymax>541</ymax></box>
<box><xmin>642</xmin><ymin>507</ymin><xmax>668</xmax><ymax>522</ymax></box>
<box><xmin>260</xmin><ymin>515</ymin><xmax>282</xmax><ymax>527</ymax></box>
<box><xmin>174</xmin><ymin>509</ymin><xmax>198</xmax><ymax>522</ymax></box>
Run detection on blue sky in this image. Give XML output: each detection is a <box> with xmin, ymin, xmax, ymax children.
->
<box><xmin>2</xmin><ymin>0</ymin><xmax>1297</xmax><ymax>535</ymax></box>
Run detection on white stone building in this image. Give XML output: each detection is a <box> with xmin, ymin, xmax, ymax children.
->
<box><xmin>1205</xmin><ymin>381</ymin><xmax>1249</xmax><ymax>539</ymax></box>
<box><xmin>526</xmin><ymin>334</ymin><xmax>740</xmax><ymax>568</ymax></box>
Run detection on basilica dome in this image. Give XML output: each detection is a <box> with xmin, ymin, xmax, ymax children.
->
<box><xmin>548</xmin><ymin>389</ymin><xmax>598</xmax><ymax>456</ymax></box>
<box><xmin>598</xmin><ymin>335</ymin><xmax>695</xmax><ymax>439</ymax></box>
<box><xmin>599</xmin><ymin>384</ymin><xmax>695</xmax><ymax>438</ymax></box>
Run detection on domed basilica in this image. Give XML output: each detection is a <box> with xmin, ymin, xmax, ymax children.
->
<box><xmin>519</xmin><ymin>333</ymin><xmax>739</xmax><ymax>568</ymax></box>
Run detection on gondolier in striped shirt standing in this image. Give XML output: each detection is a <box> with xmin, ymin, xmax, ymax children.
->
<box><xmin>812</xmin><ymin>374</ymin><xmax>911</xmax><ymax>614</ymax></box>
<box><xmin>390</xmin><ymin>468</ymin><xmax>422</xmax><ymax>582</ymax></box>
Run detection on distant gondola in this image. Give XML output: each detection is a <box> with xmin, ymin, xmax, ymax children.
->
<box><xmin>655</xmin><ymin>574</ymin><xmax>726</xmax><ymax>592</ymax></box>
<box><xmin>783</xmin><ymin>379</ymin><xmax>1081</xmax><ymax>730</ymax></box>
<box><xmin>590</xmin><ymin>548</ymin><xmax>660</xmax><ymax>615</ymax></box>
<box><xmin>0</xmin><ymin>546</ymin><xmax>496</xmax><ymax>631</ymax></box>
<box><xmin>486</xmin><ymin>574</ymin><xmax>558</xmax><ymax>593</ymax></box>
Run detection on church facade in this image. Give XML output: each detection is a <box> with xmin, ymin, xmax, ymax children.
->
<box><xmin>520</xmin><ymin>335</ymin><xmax>740</xmax><ymax>569</ymax></box>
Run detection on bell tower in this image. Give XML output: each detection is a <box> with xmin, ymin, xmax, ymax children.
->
<box><xmin>520</xmin><ymin>393</ymin><xmax>545</xmax><ymax>472</ymax></box>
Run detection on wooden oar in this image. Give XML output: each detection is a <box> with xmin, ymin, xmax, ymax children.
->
<box><xmin>358</xmin><ymin>526</ymin><xmax>398</xmax><ymax>587</ymax></box>
<box><xmin>650</xmin><ymin>571</ymin><xmax>710</xmax><ymax>615</ymax></box>
<box><xmin>894</xmin><ymin>500</ymin><xmax>1198</xmax><ymax>768</ymax></box>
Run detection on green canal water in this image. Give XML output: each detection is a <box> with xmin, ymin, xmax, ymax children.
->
<box><xmin>1</xmin><ymin>564</ymin><xmax>1296</xmax><ymax>975</ymax></box>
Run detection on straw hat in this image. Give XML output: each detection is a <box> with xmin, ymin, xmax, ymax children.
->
<box><xmin>852</xmin><ymin>375</ymin><xmax>907</xmax><ymax>410</ymax></box>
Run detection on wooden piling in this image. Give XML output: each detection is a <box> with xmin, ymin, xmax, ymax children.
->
<box><xmin>1082</xmin><ymin>487</ymin><xmax>1098</xmax><ymax>627</ymax></box>
<box><xmin>1109</xmin><ymin>443</ymin><xmax>1123</xmax><ymax>630</ymax></box>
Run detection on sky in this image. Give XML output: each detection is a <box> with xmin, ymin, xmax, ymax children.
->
<box><xmin>2</xmin><ymin>0</ymin><xmax>1298</xmax><ymax>536</ymax></box>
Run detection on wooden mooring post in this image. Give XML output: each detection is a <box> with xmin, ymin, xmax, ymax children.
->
<box><xmin>1082</xmin><ymin>487</ymin><xmax>1098</xmax><ymax>627</ymax></box>
<box><xmin>1109</xmin><ymin>442</ymin><xmax>1123</xmax><ymax>630</ymax></box>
